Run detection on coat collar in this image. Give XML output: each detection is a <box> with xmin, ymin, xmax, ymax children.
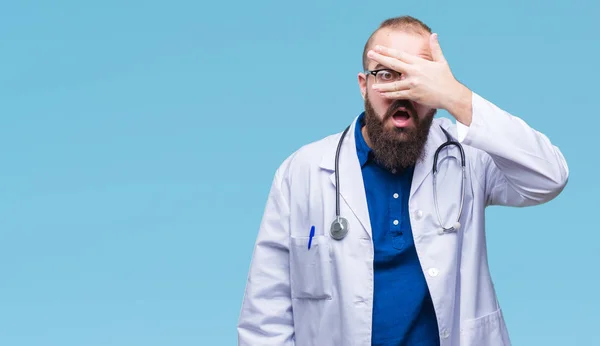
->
<box><xmin>318</xmin><ymin>114</ymin><xmax>459</xmax><ymax>238</ymax></box>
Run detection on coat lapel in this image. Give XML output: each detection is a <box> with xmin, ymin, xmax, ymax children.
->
<box><xmin>410</xmin><ymin>119</ymin><xmax>458</xmax><ymax>198</ymax></box>
<box><xmin>319</xmin><ymin>116</ymin><xmax>372</xmax><ymax>239</ymax></box>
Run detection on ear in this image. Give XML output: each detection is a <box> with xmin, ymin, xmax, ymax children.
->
<box><xmin>358</xmin><ymin>72</ymin><xmax>367</xmax><ymax>100</ymax></box>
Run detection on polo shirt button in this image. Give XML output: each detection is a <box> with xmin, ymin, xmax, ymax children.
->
<box><xmin>393</xmin><ymin>193</ymin><xmax>399</xmax><ymax>199</ymax></box>
<box><xmin>428</xmin><ymin>268</ymin><xmax>439</xmax><ymax>277</ymax></box>
<box><xmin>393</xmin><ymin>220</ymin><xmax>399</xmax><ymax>225</ymax></box>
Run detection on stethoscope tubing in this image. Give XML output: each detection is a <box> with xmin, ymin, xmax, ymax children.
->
<box><xmin>331</xmin><ymin>123</ymin><xmax>466</xmax><ymax>240</ymax></box>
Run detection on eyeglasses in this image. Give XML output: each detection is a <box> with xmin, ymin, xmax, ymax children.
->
<box><xmin>365</xmin><ymin>68</ymin><xmax>401</xmax><ymax>84</ymax></box>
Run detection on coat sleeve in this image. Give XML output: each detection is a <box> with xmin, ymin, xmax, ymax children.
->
<box><xmin>457</xmin><ymin>92</ymin><xmax>569</xmax><ymax>207</ymax></box>
<box><xmin>237</xmin><ymin>166</ymin><xmax>295</xmax><ymax>345</ymax></box>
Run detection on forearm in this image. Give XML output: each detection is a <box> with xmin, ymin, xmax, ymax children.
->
<box><xmin>460</xmin><ymin>92</ymin><xmax>569</xmax><ymax>205</ymax></box>
<box><xmin>444</xmin><ymin>81</ymin><xmax>473</xmax><ymax>127</ymax></box>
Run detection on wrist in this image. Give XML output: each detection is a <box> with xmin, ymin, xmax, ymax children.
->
<box><xmin>445</xmin><ymin>82</ymin><xmax>473</xmax><ymax>126</ymax></box>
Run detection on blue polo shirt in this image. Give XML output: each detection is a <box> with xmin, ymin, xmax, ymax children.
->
<box><xmin>354</xmin><ymin>112</ymin><xmax>440</xmax><ymax>346</ymax></box>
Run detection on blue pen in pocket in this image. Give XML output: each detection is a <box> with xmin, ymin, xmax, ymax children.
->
<box><xmin>308</xmin><ymin>225</ymin><xmax>315</xmax><ymax>250</ymax></box>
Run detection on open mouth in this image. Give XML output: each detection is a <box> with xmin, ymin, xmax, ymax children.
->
<box><xmin>390</xmin><ymin>107</ymin><xmax>412</xmax><ymax>128</ymax></box>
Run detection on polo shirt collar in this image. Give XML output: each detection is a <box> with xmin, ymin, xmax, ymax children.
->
<box><xmin>354</xmin><ymin>112</ymin><xmax>372</xmax><ymax>168</ymax></box>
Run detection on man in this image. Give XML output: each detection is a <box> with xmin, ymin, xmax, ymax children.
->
<box><xmin>237</xmin><ymin>15</ymin><xmax>568</xmax><ymax>346</ymax></box>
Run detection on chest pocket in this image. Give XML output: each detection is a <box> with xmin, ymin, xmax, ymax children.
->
<box><xmin>289</xmin><ymin>235</ymin><xmax>333</xmax><ymax>300</ymax></box>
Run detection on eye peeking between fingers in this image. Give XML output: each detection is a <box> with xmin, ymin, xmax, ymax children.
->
<box><xmin>367</xmin><ymin>69</ymin><xmax>402</xmax><ymax>84</ymax></box>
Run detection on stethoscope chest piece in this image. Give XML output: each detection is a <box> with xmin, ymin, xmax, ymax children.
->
<box><xmin>330</xmin><ymin>216</ymin><xmax>349</xmax><ymax>240</ymax></box>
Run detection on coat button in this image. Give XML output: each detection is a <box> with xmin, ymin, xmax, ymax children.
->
<box><xmin>414</xmin><ymin>210</ymin><xmax>423</xmax><ymax>220</ymax></box>
<box><xmin>441</xmin><ymin>329</ymin><xmax>450</xmax><ymax>339</ymax></box>
<box><xmin>428</xmin><ymin>268</ymin><xmax>439</xmax><ymax>277</ymax></box>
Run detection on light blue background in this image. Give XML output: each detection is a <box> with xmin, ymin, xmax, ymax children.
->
<box><xmin>1</xmin><ymin>0</ymin><xmax>598</xmax><ymax>345</ymax></box>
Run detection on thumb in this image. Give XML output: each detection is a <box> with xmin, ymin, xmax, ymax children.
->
<box><xmin>430</xmin><ymin>33</ymin><xmax>445</xmax><ymax>62</ymax></box>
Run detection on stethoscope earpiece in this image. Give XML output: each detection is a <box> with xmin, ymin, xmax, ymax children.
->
<box><xmin>438</xmin><ymin>222</ymin><xmax>461</xmax><ymax>235</ymax></box>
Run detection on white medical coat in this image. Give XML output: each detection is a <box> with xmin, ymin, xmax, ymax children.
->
<box><xmin>237</xmin><ymin>92</ymin><xmax>569</xmax><ymax>346</ymax></box>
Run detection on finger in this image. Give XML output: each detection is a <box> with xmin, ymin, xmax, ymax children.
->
<box><xmin>367</xmin><ymin>50</ymin><xmax>411</xmax><ymax>73</ymax></box>
<box><xmin>429</xmin><ymin>33</ymin><xmax>445</xmax><ymax>62</ymax></box>
<box><xmin>373</xmin><ymin>45</ymin><xmax>421</xmax><ymax>64</ymax></box>
<box><xmin>372</xmin><ymin>79</ymin><xmax>411</xmax><ymax>92</ymax></box>
<box><xmin>380</xmin><ymin>89</ymin><xmax>412</xmax><ymax>100</ymax></box>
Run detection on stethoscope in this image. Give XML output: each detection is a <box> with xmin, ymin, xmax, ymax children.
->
<box><xmin>330</xmin><ymin>123</ymin><xmax>466</xmax><ymax>240</ymax></box>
